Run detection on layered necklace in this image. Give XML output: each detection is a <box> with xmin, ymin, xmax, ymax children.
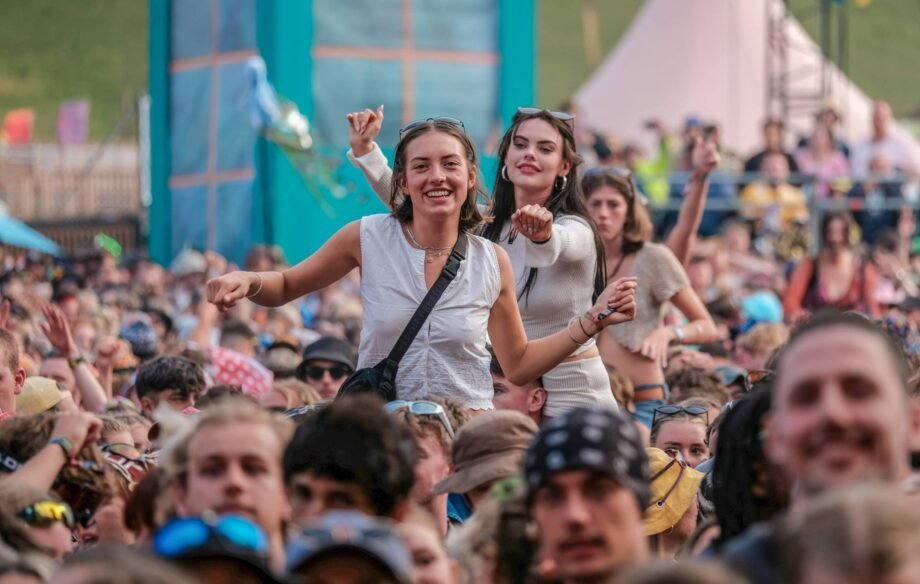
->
<box><xmin>405</xmin><ymin>225</ymin><xmax>454</xmax><ymax>263</ymax></box>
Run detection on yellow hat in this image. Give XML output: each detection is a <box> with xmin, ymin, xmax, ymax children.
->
<box><xmin>643</xmin><ymin>448</ymin><xmax>704</xmax><ymax>536</ymax></box>
<box><xmin>16</xmin><ymin>376</ymin><xmax>71</xmax><ymax>415</ymax></box>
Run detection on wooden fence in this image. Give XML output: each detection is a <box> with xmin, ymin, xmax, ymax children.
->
<box><xmin>1</xmin><ymin>165</ymin><xmax>140</xmax><ymax>221</ymax></box>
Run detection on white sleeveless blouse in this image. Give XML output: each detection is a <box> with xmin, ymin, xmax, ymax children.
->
<box><xmin>357</xmin><ymin>214</ymin><xmax>501</xmax><ymax>409</ymax></box>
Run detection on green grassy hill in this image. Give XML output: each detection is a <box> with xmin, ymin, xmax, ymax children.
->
<box><xmin>0</xmin><ymin>0</ymin><xmax>147</xmax><ymax>141</ymax></box>
<box><xmin>0</xmin><ymin>0</ymin><xmax>916</xmax><ymax>141</ymax></box>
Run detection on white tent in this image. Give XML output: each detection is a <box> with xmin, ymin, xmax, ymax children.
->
<box><xmin>575</xmin><ymin>0</ymin><xmax>920</xmax><ymax>166</ymax></box>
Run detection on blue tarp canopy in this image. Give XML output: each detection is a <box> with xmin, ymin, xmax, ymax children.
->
<box><xmin>0</xmin><ymin>214</ymin><xmax>60</xmax><ymax>255</ymax></box>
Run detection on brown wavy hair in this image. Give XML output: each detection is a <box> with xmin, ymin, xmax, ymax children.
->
<box><xmin>390</xmin><ymin>120</ymin><xmax>489</xmax><ymax>234</ymax></box>
<box><xmin>582</xmin><ymin>169</ymin><xmax>654</xmax><ymax>255</ymax></box>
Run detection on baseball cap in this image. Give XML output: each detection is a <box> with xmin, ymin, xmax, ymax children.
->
<box><xmin>739</xmin><ymin>291</ymin><xmax>783</xmax><ymax>333</ymax></box>
<box><xmin>300</xmin><ymin>337</ymin><xmax>356</xmax><ymax>370</ymax></box>
<box><xmin>432</xmin><ymin>410</ymin><xmax>537</xmax><ymax>495</ymax></box>
<box><xmin>154</xmin><ymin>514</ymin><xmax>285</xmax><ymax>584</ymax></box>
<box><xmin>259</xmin><ymin>342</ymin><xmax>303</xmax><ymax>377</ymax></box>
<box><xmin>644</xmin><ymin>448</ymin><xmax>704</xmax><ymax>536</ymax></box>
<box><xmin>525</xmin><ymin>407</ymin><xmax>650</xmax><ymax>508</ymax></box>
<box><xmin>120</xmin><ymin>319</ymin><xmax>159</xmax><ymax>359</ymax></box>
<box><xmin>16</xmin><ymin>377</ymin><xmax>72</xmax><ymax>414</ymax></box>
<box><xmin>285</xmin><ymin>511</ymin><xmax>411</xmax><ymax>583</ymax></box>
<box><xmin>715</xmin><ymin>365</ymin><xmax>747</xmax><ymax>389</ymax></box>
<box><xmin>170</xmin><ymin>248</ymin><xmax>207</xmax><ymax>278</ymax></box>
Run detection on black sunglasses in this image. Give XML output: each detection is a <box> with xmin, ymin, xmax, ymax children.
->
<box><xmin>302</xmin><ymin>364</ymin><xmax>352</xmax><ymax>381</ymax></box>
<box><xmin>516</xmin><ymin>107</ymin><xmax>575</xmax><ymax>127</ymax></box>
<box><xmin>652</xmin><ymin>404</ymin><xmax>710</xmax><ymax>428</ymax></box>
<box><xmin>399</xmin><ymin>117</ymin><xmax>465</xmax><ymax>137</ymax></box>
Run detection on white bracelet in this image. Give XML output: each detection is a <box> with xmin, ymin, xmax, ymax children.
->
<box><xmin>246</xmin><ymin>273</ymin><xmax>264</xmax><ymax>298</ymax></box>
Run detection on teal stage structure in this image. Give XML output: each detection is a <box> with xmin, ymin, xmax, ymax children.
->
<box><xmin>149</xmin><ymin>0</ymin><xmax>535</xmax><ymax>266</ymax></box>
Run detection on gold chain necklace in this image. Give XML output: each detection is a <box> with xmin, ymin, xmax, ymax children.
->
<box><xmin>405</xmin><ymin>225</ymin><xmax>454</xmax><ymax>264</ymax></box>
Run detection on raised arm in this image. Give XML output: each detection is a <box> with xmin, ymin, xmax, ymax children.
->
<box><xmin>487</xmin><ymin>245</ymin><xmax>637</xmax><ymax>385</ymax></box>
<box><xmin>346</xmin><ymin>106</ymin><xmax>395</xmax><ymax>204</ymax></box>
<box><xmin>207</xmin><ymin>220</ymin><xmax>361</xmax><ymax>311</ymax></box>
<box><xmin>40</xmin><ymin>304</ymin><xmax>109</xmax><ymax>413</ymax></box>
<box><xmin>510</xmin><ymin>208</ymin><xmax>596</xmax><ymax>267</ymax></box>
<box><xmin>664</xmin><ymin>137</ymin><xmax>719</xmax><ymax>265</ymax></box>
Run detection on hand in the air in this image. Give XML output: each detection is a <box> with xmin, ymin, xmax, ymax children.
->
<box><xmin>346</xmin><ymin>105</ymin><xmax>384</xmax><ymax>157</ymax></box>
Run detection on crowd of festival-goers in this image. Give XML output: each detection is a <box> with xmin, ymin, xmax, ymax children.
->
<box><xmin>1</xmin><ymin>99</ymin><xmax>920</xmax><ymax>584</ymax></box>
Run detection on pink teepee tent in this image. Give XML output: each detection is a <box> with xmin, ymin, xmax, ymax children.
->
<box><xmin>574</xmin><ymin>0</ymin><xmax>920</xmax><ymax>166</ymax></box>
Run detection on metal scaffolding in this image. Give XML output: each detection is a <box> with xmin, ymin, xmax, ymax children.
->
<box><xmin>766</xmin><ymin>0</ymin><xmax>850</xmax><ymax>125</ymax></box>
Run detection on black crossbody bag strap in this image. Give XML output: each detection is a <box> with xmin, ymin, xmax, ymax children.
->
<box><xmin>377</xmin><ymin>233</ymin><xmax>469</xmax><ymax>383</ymax></box>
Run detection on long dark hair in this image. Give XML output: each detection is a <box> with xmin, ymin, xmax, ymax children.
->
<box><xmin>390</xmin><ymin>120</ymin><xmax>489</xmax><ymax>234</ymax></box>
<box><xmin>481</xmin><ymin>110</ymin><xmax>607</xmax><ymax>302</ymax></box>
<box><xmin>711</xmin><ymin>385</ymin><xmax>785</xmax><ymax>547</ymax></box>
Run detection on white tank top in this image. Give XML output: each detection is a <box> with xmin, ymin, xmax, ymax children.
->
<box><xmin>358</xmin><ymin>214</ymin><xmax>501</xmax><ymax>409</ymax></box>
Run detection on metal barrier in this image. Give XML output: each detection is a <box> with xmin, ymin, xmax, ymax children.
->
<box><xmin>641</xmin><ymin>170</ymin><xmax>920</xmax><ymax>250</ymax></box>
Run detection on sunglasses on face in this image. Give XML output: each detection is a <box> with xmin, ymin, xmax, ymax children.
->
<box><xmin>153</xmin><ymin>514</ymin><xmax>268</xmax><ymax>558</ymax></box>
<box><xmin>399</xmin><ymin>117</ymin><xmax>466</xmax><ymax>137</ymax></box>
<box><xmin>303</xmin><ymin>364</ymin><xmax>352</xmax><ymax>381</ymax></box>
<box><xmin>384</xmin><ymin>400</ymin><xmax>455</xmax><ymax>439</ymax></box>
<box><xmin>19</xmin><ymin>501</ymin><xmax>75</xmax><ymax>530</ymax></box>
<box><xmin>516</xmin><ymin>107</ymin><xmax>575</xmax><ymax>128</ymax></box>
<box><xmin>652</xmin><ymin>404</ymin><xmax>710</xmax><ymax>428</ymax></box>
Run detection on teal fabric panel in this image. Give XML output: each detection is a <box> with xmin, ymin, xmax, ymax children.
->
<box><xmin>169</xmin><ymin>68</ymin><xmax>211</xmax><ymax>176</ymax></box>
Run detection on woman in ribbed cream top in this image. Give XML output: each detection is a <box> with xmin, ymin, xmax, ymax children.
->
<box><xmin>346</xmin><ymin>107</ymin><xmax>619</xmax><ymax>416</ymax></box>
<box><xmin>206</xmin><ymin>119</ymin><xmax>639</xmax><ymax>408</ymax></box>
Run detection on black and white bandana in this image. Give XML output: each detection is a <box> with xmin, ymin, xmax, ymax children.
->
<box><xmin>525</xmin><ymin>407</ymin><xmax>650</xmax><ymax>508</ymax></box>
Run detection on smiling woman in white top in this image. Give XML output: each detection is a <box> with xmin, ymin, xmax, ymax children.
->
<box><xmin>206</xmin><ymin>119</ymin><xmax>638</xmax><ymax>409</ymax></box>
<box><xmin>346</xmin><ymin>107</ymin><xmax>621</xmax><ymax>416</ymax></box>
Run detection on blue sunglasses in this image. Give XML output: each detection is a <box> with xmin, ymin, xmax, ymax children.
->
<box><xmin>153</xmin><ymin>514</ymin><xmax>268</xmax><ymax>558</ymax></box>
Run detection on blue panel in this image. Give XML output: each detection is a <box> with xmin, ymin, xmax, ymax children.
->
<box><xmin>214</xmin><ymin>180</ymin><xmax>255</xmax><ymax>263</ymax></box>
<box><xmin>171</xmin><ymin>185</ymin><xmax>209</xmax><ymax>254</ymax></box>
<box><xmin>413</xmin><ymin>62</ymin><xmax>498</xmax><ymax>148</ymax></box>
<box><xmin>171</xmin><ymin>0</ymin><xmax>213</xmax><ymax>59</ymax></box>
<box><xmin>313</xmin><ymin>0</ymin><xmax>403</xmax><ymax>48</ymax></box>
<box><xmin>413</xmin><ymin>0</ymin><xmax>497</xmax><ymax>53</ymax></box>
<box><xmin>170</xmin><ymin>68</ymin><xmax>212</xmax><ymax>176</ymax></box>
<box><xmin>216</xmin><ymin>61</ymin><xmax>256</xmax><ymax>171</ymax></box>
<box><xmin>219</xmin><ymin>0</ymin><xmax>257</xmax><ymax>52</ymax></box>
<box><xmin>312</xmin><ymin>58</ymin><xmax>404</xmax><ymax>149</ymax></box>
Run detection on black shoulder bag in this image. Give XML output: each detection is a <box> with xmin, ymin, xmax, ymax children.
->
<box><xmin>337</xmin><ymin>233</ymin><xmax>469</xmax><ymax>402</ymax></box>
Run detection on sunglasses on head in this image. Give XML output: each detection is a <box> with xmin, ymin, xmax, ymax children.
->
<box><xmin>399</xmin><ymin>117</ymin><xmax>465</xmax><ymax>137</ymax></box>
<box><xmin>302</xmin><ymin>364</ymin><xmax>352</xmax><ymax>381</ymax></box>
<box><xmin>19</xmin><ymin>501</ymin><xmax>75</xmax><ymax>530</ymax></box>
<box><xmin>384</xmin><ymin>400</ymin><xmax>455</xmax><ymax>439</ymax></box>
<box><xmin>153</xmin><ymin>514</ymin><xmax>268</xmax><ymax>558</ymax></box>
<box><xmin>652</xmin><ymin>404</ymin><xmax>710</xmax><ymax>428</ymax></box>
<box><xmin>584</xmin><ymin>165</ymin><xmax>633</xmax><ymax>179</ymax></box>
<box><xmin>516</xmin><ymin>107</ymin><xmax>575</xmax><ymax>128</ymax></box>
<box><xmin>283</xmin><ymin>403</ymin><xmax>327</xmax><ymax>419</ymax></box>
